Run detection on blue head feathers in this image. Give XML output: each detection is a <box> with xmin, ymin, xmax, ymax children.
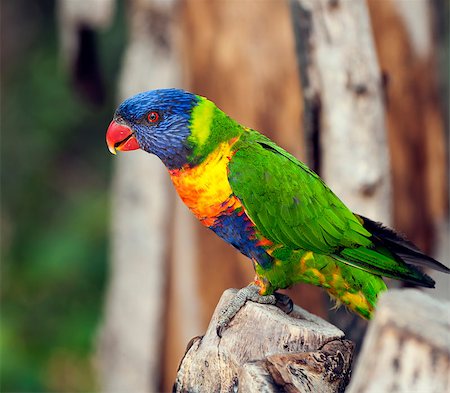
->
<box><xmin>115</xmin><ymin>89</ymin><xmax>199</xmax><ymax>169</ymax></box>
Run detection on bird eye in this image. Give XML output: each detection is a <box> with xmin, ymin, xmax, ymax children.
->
<box><xmin>147</xmin><ymin>111</ymin><xmax>160</xmax><ymax>123</ymax></box>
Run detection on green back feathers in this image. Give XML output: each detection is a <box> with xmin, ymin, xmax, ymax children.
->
<box><xmin>228</xmin><ymin>131</ymin><xmax>373</xmax><ymax>254</ymax></box>
<box><xmin>333</xmin><ymin>247</ymin><xmax>434</xmax><ymax>287</ymax></box>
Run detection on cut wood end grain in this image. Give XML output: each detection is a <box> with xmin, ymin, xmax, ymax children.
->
<box><xmin>347</xmin><ymin>289</ymin><xmax>450</xmax><ymax>393</ymax></box>
<box><xmin>174</xmin><ymin>289</ymin><xmax>354</xmax><ymax>392</ymax></box>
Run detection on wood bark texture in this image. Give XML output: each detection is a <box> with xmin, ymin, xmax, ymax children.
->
<box><xmin>174</xmin><ymin>289</ymin><xmax>354</xmax><ymax>393</ymax></box>
<box><xmin>347</xmin><ymin>289</ymin><xmax>450</xmax><ymax>393</ymax></box>
<box><xmin>290</xmin><ymin>0</ymin><xmax>391</xmax><ymax>223</ymax></box>
<box><xmin>96</xmin><ymin>1</ymin><xmax>180</xmax><ymax>392</ymax></box>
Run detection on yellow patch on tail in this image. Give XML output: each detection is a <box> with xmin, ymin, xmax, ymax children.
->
<box><xmin>337</xmin><ymin>290</ymin><xmax>374</xmax><ymax>319</ymax></box>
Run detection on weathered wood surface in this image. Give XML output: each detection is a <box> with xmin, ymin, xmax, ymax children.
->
<box><xmin>347</xmin><ymin>289</ymin><xmax>450</xmax><ymax>393</ymax></box>
<box><xmin>174</xmin><ymin>289</ymin><xmax>353</xmax><ymax>393</ymax></box>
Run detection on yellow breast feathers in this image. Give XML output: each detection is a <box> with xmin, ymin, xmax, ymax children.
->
<box><xmin>168</xmin><ymin>142</ymin><xmax>241</xmax><ymax>226</ymax></box>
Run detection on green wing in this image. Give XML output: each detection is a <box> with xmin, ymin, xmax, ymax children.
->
<box><xmin>228</xmin><ymin>133</ymin><xmax>373</xmax><ymax>253</ymax></box>
<box><xmin>228</xmin><ymin>132</ymin><xmax>432</xmax><ymax>286</ymax></box>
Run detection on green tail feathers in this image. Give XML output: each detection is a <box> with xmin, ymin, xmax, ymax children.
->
<box><xmin>334</xmin><ymin>246</ymin><xmax>435</xmax><ymax>288</ymax></box>
<box><xmin>334</xmin><ymin>215</ymin><xmax>449</xmax><ymax>289</ymax></box>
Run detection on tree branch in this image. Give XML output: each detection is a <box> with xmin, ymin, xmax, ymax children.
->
<box><xmin>174</xmin><ymin>289</ymin><xmax>354</xmax><ymax>392</ymax></box>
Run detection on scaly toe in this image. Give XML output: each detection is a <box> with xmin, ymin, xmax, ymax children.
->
<box><xmin>215</xmin><ymin>284</ymin><xmax>277</xmax><ymax>337</ymax></box>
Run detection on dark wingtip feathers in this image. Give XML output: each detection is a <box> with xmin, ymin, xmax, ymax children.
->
<box><xmin>358</xmin><ymin>215</ymin><xmax>450</xmax><ymax>276</ymax></box>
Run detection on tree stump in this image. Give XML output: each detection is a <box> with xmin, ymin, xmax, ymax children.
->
<box><xmin>347</xmin><ymin>289</ymin><xmax>450</xmax><ymax>392</ymax></box>
<box><xmin>174</xmin><ymin>289</ymin><xmax>354</xmax><ymax>392</ymax></box>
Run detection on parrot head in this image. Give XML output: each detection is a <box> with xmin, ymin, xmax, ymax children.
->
<box><xmin>106</xmin><ymin>88</ymin><xmax>200</xmax><ymax>169</ymax></box>
<box><xmin>106</xmin><ymin>88</ymin><xmax>242</xmax><ymax>169</ymax></box>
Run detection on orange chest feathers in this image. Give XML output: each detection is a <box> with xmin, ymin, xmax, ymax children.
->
<box><xmin>168</xmin><ymin>143</ymin><xmax>242</xmax><ymax>226</ymax></box>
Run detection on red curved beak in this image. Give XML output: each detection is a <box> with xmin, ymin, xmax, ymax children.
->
<box><xmin>106</xmin><ymin>120</ymin><xmax>140</xmax><ymax>155</ymax></box>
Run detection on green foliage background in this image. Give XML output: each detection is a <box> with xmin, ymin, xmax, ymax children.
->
<box><xmin>1</xmin><ymin>1</ymin><xmax>125</xmax><ymax>391</ymax></box>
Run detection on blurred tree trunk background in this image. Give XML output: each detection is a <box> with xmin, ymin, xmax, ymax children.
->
<box><xmin>96</xmin><ymin>0</ymin><xmax>448</xmax><ymax>392</ymax></box>
<box><xmin>1</xmin><ymin>0</ymin><xmax>447</xmax><ymax>392</ymax></box>
<box><xmin>96</xmin><ymin>0</ymin><xmax>179</xmax><ymax>392</ymax></box>
<box><xmin>368</xmin><ymin>0</ymin><xmax>448</xmax><ymax>260</ymax></box>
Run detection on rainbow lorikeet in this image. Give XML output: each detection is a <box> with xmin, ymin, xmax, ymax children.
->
<box><xmin>106</xmin><ymin>88</ymin><xmax>449</xmax><ymax>334</ymax></box>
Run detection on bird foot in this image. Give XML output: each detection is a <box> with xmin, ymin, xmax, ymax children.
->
<box><xmin>216</xmin><ymin>284</ymin><xmax>293</xmax><ymax>337</ymax></box>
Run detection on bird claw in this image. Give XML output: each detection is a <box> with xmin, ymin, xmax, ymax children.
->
<box><xmin>274</xmin><ymin>292</ymin><xmax>294</xmax><ymax>314</ymax></box>
<box><xmin>215</xmin><ymin>285</ymin><xmax>293</xmax><ymax>337</ymax></box>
